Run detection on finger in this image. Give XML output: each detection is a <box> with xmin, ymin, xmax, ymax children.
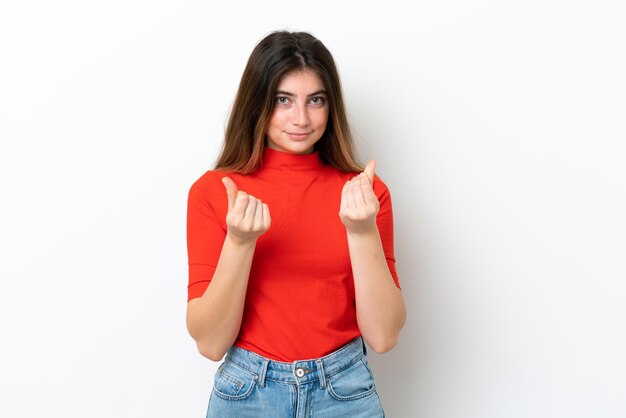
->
<box><xmin>262</xmin><ymin>203</ymin><xmax>271</xmax><ymax>229</ymax></box>
<box><xmin>232</xmin><ymin>191</ymin><xmax>249</xmax><ymax>218</ymax></box>
<box><xmin>221</xmin><ymin>177</ymin><xmax>238</xmax><ymax>212</ymax></box>
<box><xmin>363</xmin><ymin>160</ymin><xmax>376</xmax><ymax>185</ymax></box>
<box><xmin>243</xmin><ymin>195</ymin><xmax>257</xmax><ymax>225</ymax></box>
<box><xmin>348</xmin><ymin>176</ymin><xmax>359</xmax><ymax>209</ymax></box>
<box><xmin>340</xmin><ymin>180</ymin><xmax>350</xmax><ymax>211</ymax></box>
<box><xmin>253</xmin><ymin>198</ymin><xmax>264</xmax><ymax>229</ymax></box>
<box><xmin>355</xmin><ymin>173</ymin><xmax>369</xmax><ymax>206</ymax></box>
<box><xmin>361</xmin><ymin>175</ymin><xmax>379</xmax><ymax>206</ymax></box>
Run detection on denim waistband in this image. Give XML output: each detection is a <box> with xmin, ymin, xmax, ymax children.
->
<box><xmin>224</xmin><ymin>337</ymin><xmax>367</xmax><ymax>388</ymax></box>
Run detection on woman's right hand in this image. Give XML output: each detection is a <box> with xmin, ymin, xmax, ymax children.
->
<box><xmin>221</xmin><ymin>176</ymin><xmax>271</xmax><ymax>245</ymax></box>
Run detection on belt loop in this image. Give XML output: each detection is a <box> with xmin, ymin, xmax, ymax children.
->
<box><xmin>361</xmin><ymin>337</ymin><xmax>368</xmax><ymax>356</ymax></box>
<box><xmin>316</xmin><ymin>359</ymin><xmax>326</xmax><ymax>389</ymax></box>
<box><xmin>257</xmin><ymin>359</ymin><xmax>269</xmax><ymax>388</ymax></box>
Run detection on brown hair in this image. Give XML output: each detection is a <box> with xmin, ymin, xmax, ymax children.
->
<box><xmin>214</xmin><ymin>30</ymin><xmax>363</xmax><ymax>174</ymax></box>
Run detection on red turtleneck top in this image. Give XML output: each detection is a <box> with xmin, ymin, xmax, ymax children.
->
<box><xmin>187</xmin><ymin>147</ymin><xmax>400</xmax><ymax>361</ymax></box>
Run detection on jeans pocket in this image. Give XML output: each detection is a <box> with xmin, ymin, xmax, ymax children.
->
<box><xmin>211</xmin><ymin>360</ymin><xmax>257</xmax><ymax>401</ymax></box>
<box><xmin>327</xmin><ymin>358</ymin><xmax>377</xmax><ymax>401</ymax></box>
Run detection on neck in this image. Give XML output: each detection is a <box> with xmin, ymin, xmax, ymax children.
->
<box><xmin>261</xmin><ymin>146</ymin><xmax>323</xmax><ymax>171</ymax></box>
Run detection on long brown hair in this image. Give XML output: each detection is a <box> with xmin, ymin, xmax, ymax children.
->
<box><xmin>214</xmin><ymin>30</ymin><xmax>363</xmax><ymax>174</ymax></box>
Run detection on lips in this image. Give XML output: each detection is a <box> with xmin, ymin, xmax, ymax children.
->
<box><xmin>286</xmin><ymin>132</ymin><xmax>311</xmax><ymax>139</ymax></box>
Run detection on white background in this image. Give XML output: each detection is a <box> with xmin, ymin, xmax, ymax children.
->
<box><xmin>1</xmin><ymin>1</ymin><xmax>625</xmax><ymax>417</ymax></box>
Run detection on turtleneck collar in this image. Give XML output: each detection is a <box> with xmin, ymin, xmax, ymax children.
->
<box><xmin>261</xmin><ymin>147</ymin><xmax>323</xmax><ymax>171</ymax></box>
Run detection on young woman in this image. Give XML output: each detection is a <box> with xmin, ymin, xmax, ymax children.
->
<box><xmin>186</xmin><ymin>30</ymin><xmax>406</xmax><ymax>417</ymax></box>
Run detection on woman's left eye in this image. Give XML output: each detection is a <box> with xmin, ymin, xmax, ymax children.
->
<box><xmin>310</xmin><ymin>96</ymin><xmax>326</xmax><ymax>105</ymax></box>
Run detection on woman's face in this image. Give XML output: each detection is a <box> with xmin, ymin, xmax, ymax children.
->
<box><xmin>265</xmin><ymin>69</ymin><xmax>329</xmax><ymax>155</ymax></box>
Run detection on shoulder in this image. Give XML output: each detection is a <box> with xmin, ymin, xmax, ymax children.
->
<box><xmin>188</xmin><ymin>169</ymin><xmax>232</xmax><ymax>201</ymax></box>
<box><xmin>190</xmin><ymin>168</ymin><xmax>242</xmax><ymax>188</ymax></box>
<box><xmin>369</xmin><ymin>172</ymin><xmax>396</xmax><ymax>212</ymax></box>
<box><xmin>372</xmin><ymin>173</ymin><xmax>391</xmax><ymax>193</ymax></box>
<box><xmin>332</xmin><ymin>167</ymin><xmax>393</xmax><ymax>199</ymax></box>
<box><xmin>333</xmin><ymin>167</ymin><xmax>394</xmax><ymax>202</ymax></box>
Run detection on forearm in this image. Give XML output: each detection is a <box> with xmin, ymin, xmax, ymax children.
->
<box><xmin>186</xmin><ymin>234</ymin><xmax>256</xmax><ymax>361</ymax></box>
<box><xmin>347</xmin><ymin>227</ymin><xmax>406</xmax><ymax>353</ymax></box>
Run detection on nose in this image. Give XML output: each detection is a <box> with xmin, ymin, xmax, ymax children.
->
<box><xmin>292</xmin><ymin>103</ymin><xmax>310</xmax><ymax>127</ymax></box>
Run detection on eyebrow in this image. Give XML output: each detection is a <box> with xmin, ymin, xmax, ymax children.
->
<box><xmin>275</xmin><ymin>89</ymin><xmax>327</xmax><ymax>97</ymax></box>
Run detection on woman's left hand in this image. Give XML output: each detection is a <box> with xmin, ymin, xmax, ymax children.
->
<box><xmin>339</xmin><ymin>160</ymin><xmax>380</xmax><ymax>234</ymax></box>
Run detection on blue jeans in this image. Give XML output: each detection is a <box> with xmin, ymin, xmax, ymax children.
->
<box><xmin>206</xmin><ymin>336</ymin><xmax>385</xmax><ymax>417</ymax></box>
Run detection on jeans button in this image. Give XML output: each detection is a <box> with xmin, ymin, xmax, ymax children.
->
<box><xmin>295</xmin><ymin>368</ymin><xmax>305</xmax><ymax>378</ymax></box>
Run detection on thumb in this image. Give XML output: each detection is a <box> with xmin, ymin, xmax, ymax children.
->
<box><xmin>363</xmin><ymin>160</ymin><xmax>376</xmax><ymax>185</ymax></box>
<box><xmin>221</xmin><ymin>176</ymin><xmax>238</xmax><ymax>211</ymax></box>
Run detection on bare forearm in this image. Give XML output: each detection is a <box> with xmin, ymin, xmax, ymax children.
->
<box><xmin>186</xmin><ymin>234</ymin><xmax>256</xmax><ymax>360</ymax></box>
<box><xmin>347</xmin><ymin>227</ymin><xmax>406</xmax><ymax>353</ymax></box>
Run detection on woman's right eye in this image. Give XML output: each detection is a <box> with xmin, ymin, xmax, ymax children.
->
<box><xmin>275</xmin><ymin>96</ymin><xmax>290</xmax><ymax>105</ymax></box>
